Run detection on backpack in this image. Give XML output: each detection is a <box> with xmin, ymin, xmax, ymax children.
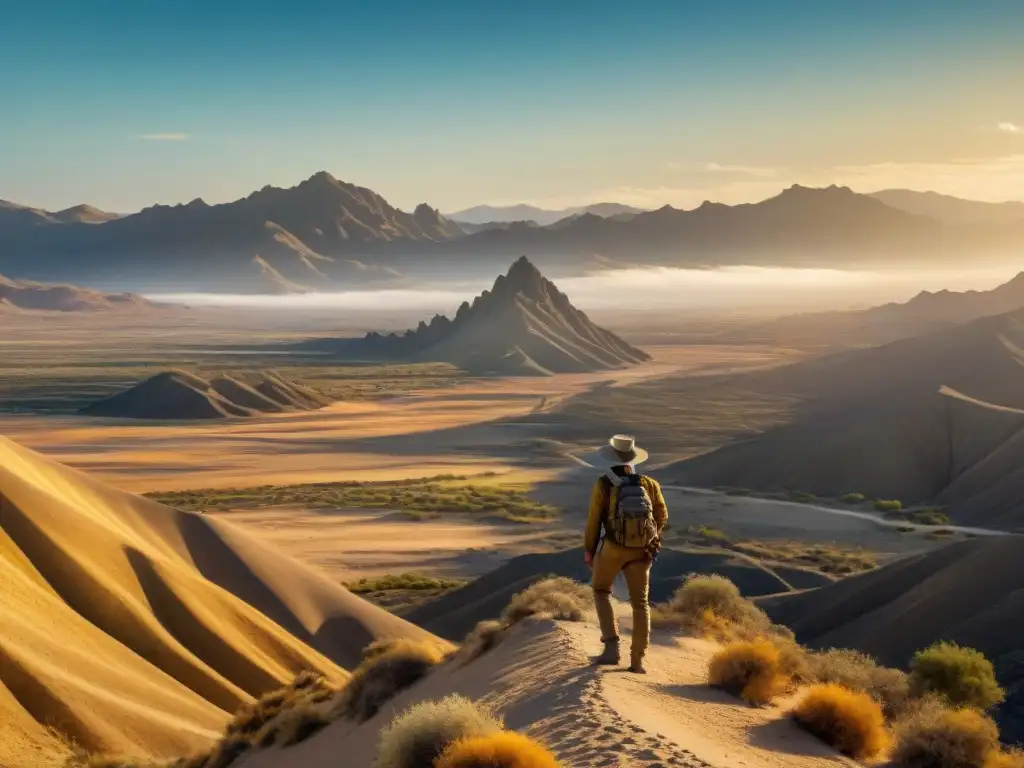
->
<box><xmin>604</xmin><ymin>473</ymin><xmax>656</xmax><ymax>549</ymax></box>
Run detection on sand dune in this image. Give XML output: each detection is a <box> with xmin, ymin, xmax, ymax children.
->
<box><xmin>80</xmin><ymin>370</ymin><xmax>334</xmax><ymax>420</ymax></box>
<box><xmin>239</xmin><ymin>615</ymin><xmax>851</xmax><ymax>768</ymax></box>
<box><xmin>0</xmin><ymin>437</ymin><xmax>438</xmax><ymax>764</ymax></box>
<box><xmin>762</xmin><ymin>536</ymin><xmax>1024</xmax><ymax>743</ymax></box>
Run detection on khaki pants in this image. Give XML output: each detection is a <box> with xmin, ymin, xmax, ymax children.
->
<box><xmin>591</xmin><ymin>539</ymin><xmax>651</xmax><ymax>662</ymax></box>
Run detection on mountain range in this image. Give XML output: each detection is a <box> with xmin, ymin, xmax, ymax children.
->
<box><xmin>446</xmin><ymin>202</ymin><xmax>644</xmax><ymax>226</ymax></box>
<box><xmin>307</xmin><ymin>256</ymin><xmax>650</xmax><ymax>375</ymax></box>
<box><xmin>727</xmin><ymin>270</ymin><xmax>1024</xmax><ymax>348</ymax></box>
<box><xmin>1</xmin><ymin>175</ymin><xmax>1021</xmax><ymax>294</ymax></box>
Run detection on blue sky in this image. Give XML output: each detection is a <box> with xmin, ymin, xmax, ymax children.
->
<box><xmin>2</xmin><ymin>0</ymin><xmax>1022</xmax><ymax>212</ymax></box>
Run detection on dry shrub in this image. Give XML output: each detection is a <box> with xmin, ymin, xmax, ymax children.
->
<box><xmin>373</xmin><ymin>695</ymin><xmax>503</xmax><ymax>768</ymax></box>
<box><xmin>501</xmin><ymin>577</ymin><xmax>591</xmax><ymax>626</ymax></box>
<box><xmin>910</xmin><ymin>642</ymin><xmax>1005</xmax><ymax>711</ymax></box>
<box><xmin>891</xmin><ymin>696</ymin><xmax>1000</xmax><ymax>768</ymax></box>
<box><xmin>364</xmin><ymin>637</ymin><xmax>452</xmax><ymax>663</ymax></box>
<box><xmin>708</xmin><ymin>639</ymin><xmax>787</xmax><ymax>705</ymax></box>
<box><xmin>226</xmin><ymin>671</ymin><xmax>332</xmax><ymax>739</ymax></box>
<box><xmin>808</xmin><ymin>648</ymin><xmax>911</xmax><ymax>718</ymax></box>
<box><xmin>336</xmin><ymin>639</ymin><xmax>447</xmax><ymax>723</ymax></box>
<box><xmin>985</xmin><ymin>749</ymin><xmax>1024</xmax><ymax>768</ymax></box>
<box><xmin>274</xmin><ymin>704</ymin><xmax>331</xmax><ymax>747</ymax></box>
<box><xmin>791</xmin><ymin>683</ymin><xmax>889</xmax><ymax>759</ymax></box>
<box><xmin>655</xmin><ymin>574</ymin><xmax>776</xmax><ymax>639</ymax></box>
<box><xmin>459</xmin><ymin>620</ymin><xmax>507</xmax><ymax>664</ymax></box>
<box><xmin>436</xmin><ymin>731</ymin><xmax>561</xmax><ymax>768</ymax></box>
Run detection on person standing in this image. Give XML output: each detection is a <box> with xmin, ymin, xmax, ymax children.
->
<box><xmin>584</xmin><ymin>434</ymin><xmax>668</xmax><ymax>674</ymax></box>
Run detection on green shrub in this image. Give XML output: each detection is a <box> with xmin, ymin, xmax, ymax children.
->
<box><xmin>874</xmin><ymin>499</ymin><xmax>903</xmax><ymax>512</ymax></box>
<box><xmin>909</xmin><ymin>642</ymin><xmax>1005</xmax><ymax>711</ymax></box>
<box><xmin>840</xmin><ymin>493</ymin><xmax>866</xmax><ymax>503</ymax></box>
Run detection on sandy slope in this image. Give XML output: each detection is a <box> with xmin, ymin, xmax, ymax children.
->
<box><xmin>0</xmin><ymin>437</ymin><xmax>437</xmax><ymax>765</ymax></box>
<box><xmin>238</xmin><ymin>615</ymin><xmax>851</xmax><ymax>768</ymax></box>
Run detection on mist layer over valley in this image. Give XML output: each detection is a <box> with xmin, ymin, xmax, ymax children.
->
<box><xmin>148</xmin><ymin>263</ymin><xmax>1022</xmax><ymax>317</ymax></box>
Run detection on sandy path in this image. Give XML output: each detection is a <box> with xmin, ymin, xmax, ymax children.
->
<box><xmin>561</xmin><ymin>614</ymin><xmax>855</xmax><ymax>768</ymax></box>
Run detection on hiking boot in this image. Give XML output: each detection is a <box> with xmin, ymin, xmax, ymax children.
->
<box><xmin>628</xmin><ymin>656</ymin><xmax>647</xmax><ymax>674</ymax></box>
<box><xmin>593</xmin><ymin>640</ymin><xmax>621</xmax><ymax>666</ymax></box>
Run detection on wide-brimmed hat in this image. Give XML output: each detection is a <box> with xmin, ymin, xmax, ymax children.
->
<box><xmin>595</xmin><ymin>434</ymin><xmax>649</xmax><ymax>467</ymax></box>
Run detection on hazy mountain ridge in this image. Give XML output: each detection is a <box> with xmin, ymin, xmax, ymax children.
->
<box><xmin>447</xmin><ymin>201</ymin><xmax>645</xmax><ymax>226</ymax></box>
<box><xmin>870</xmin><ymin>188</ymin><xmax>1024</xmax><ymax>225</ymax></box>
<box><xmin>727</xmin><ymin>270</ymin><xmax>1024</xmax><ymax>348</ymax></box>
<box><xmin>2</xmin><ymin>177</ymin><xmax>1022</xmax><ymax>293</ymax></box>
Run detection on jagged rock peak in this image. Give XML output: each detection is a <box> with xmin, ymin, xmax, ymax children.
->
<box><xmin>503</xmin><ymin>256</ymin><xmax>545</xmax><ymax>291</ymax></box>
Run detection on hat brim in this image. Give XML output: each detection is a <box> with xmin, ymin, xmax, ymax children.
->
<box><xmin>595</xmin><ymin>444</ymin><xmax>649</xmax><ymax>466</ymax></box>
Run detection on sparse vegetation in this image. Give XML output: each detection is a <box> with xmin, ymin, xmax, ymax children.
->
<box><xmin>729</xmin><ymin>539</ymin><xmax>876</xmax><ymax>575</ymax></box>
<box><xmin>345</xmin><ymin>573</ymin><xmax>467</xmax><ymax>593</ymax></box>
<box><xmin>653</xmin><ymin>574</ymin><xmax>778</xmax><ymax>639</ymax></box>
<box><xmin>807</xmin><ymin>648</ymin><xmax>911</xmax><ymax>718</ymax></box>
<box><xmin>374</xmin><ymin>695</ymin><xmax>503</xmax><ymax>768</ymax></box>
<box><xmin>335</xmin><ymin>639</ymin><xmax>449</xmax><ymax>722</ymax></box>
<box><xmin>875</xmin><ymin>499</ymin><xmax>903</xmax><ymax>512</ymax></box>
<box><xmin>458</xmin><ymin>620</ymin><xmax>507</xmax><ymax>664</ymax></box>
<box><xmin>501</xmin><ymin>577</ymin><xmax>592</xmax><ymax>626</ymax></box>
<box><xmin>909</xmin><ymin>642</ymin><xmax>1005</xmax><ymax>711</ymax></box>
<box><xmin>435</xmin><ymin>731</ymin><xmax>562</xmax><ymax>768</ymax></box>
<box><xmin>890</xmin><ymin>697</ymin><xmax>1001</xmax><ymax>768</ymax></box>
<box><xmin>791</xmin><ymin>683</ymin><xmax>889</xmax><ymax>759</ymax></box>
<box><xmin>146</xmin><ymin>478</ymin><xmax>559</xmax><ymax>522</ymax></box>
<box><xmin>840</xmin><ymin>492</ymin><xmax>867</xmax><ymax>503</ymax></box>
<box><xmin>708</xmin><ymin>639</ymin><xmax>787</xmax><ymax>705</ymax></box>
<box><xmin>909</xmin><ymin>507</ymin><xmax>952</xmax><ymax>526</ymax></box>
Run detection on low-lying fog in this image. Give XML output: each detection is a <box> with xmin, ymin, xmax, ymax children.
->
<box><xmin>148</xmin><ymin>265</ymin><xmax>1020</xmax><ymax>317</ymax></box>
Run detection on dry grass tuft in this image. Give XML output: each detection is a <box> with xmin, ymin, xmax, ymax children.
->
<box><xmin>909</xmin><ymin>641</ymin><xmax>1005</xmax><ymax>711</ymax></box>
<box><xmin>373</xmin><ymin>695</ymin><xmax>503</xmax><ymax>768</ymax></box>
<box><xmin>890</xmin><ymin>696</ymin><xmax>1001</xmax><ymax>768</ymax></box>
<box><xmin>708</xmin><ymin>639</ymin><xmax>787</xmax><ymax>705</ymax></box>
<box><xmin>808</xmin><ymin>648</ymin><xmax>911</xmax><ymax>718</ymax></box>
<box><xmin>501</xmin><ymin>577</ymin><xmax>591</xmax><ymax>626</ymax></box>
<box><xmin>654</xmin><ymin>574</ymin><xmax>779</xmax><ymax>640</ymax></box>
<box><xmin>435</xmin><ymin>730</ymin><xmax>562</xmax><ymax>767</ymax></box>
<box><xmin>985</xmin><ymin>749</ymin><xmax>1024</xmax><ymax>768</ymax></box>
<box><xmin>336</xmin><ymin>639</ymin><xmax>447</xmax><ymax>723</ymax></box>
<box><xmin>201</xmin><ymin>735</ymin><xmax>253</xmax><ymax>768</ymax></box>
<box><xmin>791</xmin><ymin>683</ymin><xmax>889</xmax><ymax>759</ymax></box>
<box><xmin>459</xmin><ymin>620</ymin><xmax>507</xmax><ymax>664</ymax></box>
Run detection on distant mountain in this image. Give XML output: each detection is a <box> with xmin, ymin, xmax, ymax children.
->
<box><xmin>0</xmin><ymin>199</ymin><xmax>119</xmax><ymax>226</ymax></box>
<box><xmin>0</xmin><ymin>172</ymin><xmax>464</xmax><ymax>293</ymax></box>
<box><xmin>870</xmin><ymin>189</ymin><xmax>1024</xmax><ymax>225</ymax></box>
<box><xmin>447</xmin><ymin>202</ymin><xmax>644</xmax><ymax>226</ymax></box>
<box><xmin>2</xmin><ymin>180</ymin><xmax>1021</xmax><ymax>293</ymax></box>
<box><xmin>309</xmin><ymin>256</ymin><xmax>650</xmax><ymax>375</ymax></box>
<box><xmin>671</xmin><ymin>306</ymin><xmax>1024</xmax><ymax>528</ymax></box>
<box><xmin>0</xmin><ymin>273</ymin><xmax>156</xmax><ymax>311</ymax></box>
<box><xmin>727</xmin><ymin>270</ymin><xmax>1024</xmax><ymax>348</ymax></box>
<box><xmin>81</xmin><ymin>370</ymin><xmax>333</xmax><ymax>419</ymax></box>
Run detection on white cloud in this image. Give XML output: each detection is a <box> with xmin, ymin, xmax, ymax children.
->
<box><xmin>998</xmin><ymin>122</ymin><xmax>1021</xmax><ymax>134</ymax></box>
<box><xmin>139</xmin><ymin>133</ymin><xmax>190</xmax><ymax>141</ymax></box>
